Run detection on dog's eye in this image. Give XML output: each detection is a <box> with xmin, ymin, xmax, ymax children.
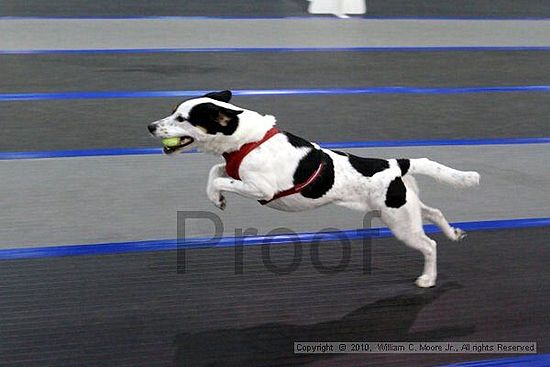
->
<box><xmin>175</xmin><ymin>115</ymin><xmax>185</xmax><ymax>122</ymax></box>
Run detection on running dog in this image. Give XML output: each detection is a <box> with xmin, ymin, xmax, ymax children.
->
<box><xmin>147</xmin><ymin>90</ymin><xmax>480</xmax><ymax>287</ymax></box>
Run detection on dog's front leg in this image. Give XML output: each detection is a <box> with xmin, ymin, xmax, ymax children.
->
<box><xmin>206</xmin><ymin>164</ymin><xmax>227</xmax><ymax>210</ymax></box>
<box><xmin>210</xmin><ymin>177</ymin><xmax>275</xmax><ymax>209</ymax></box>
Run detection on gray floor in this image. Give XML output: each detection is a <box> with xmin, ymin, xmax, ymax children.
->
<box><xmin>1</xmin><ymin>8</ymin><xmax>549</xmax><ymax>367</ymax></box>
<box><xmin>1</xmin><ymin>227</ymin><xmax>548</xmax><ymax>367</ymax></box>
<box><xmin>1</xmin><ymin>145</ymin><xmax>548</xmax><ymax>249</ymax></box>
<box><xmin>2</xmin><ymin>93</ymin><xmax>549</xmax><ymax>152</ymax></box>
<box><xmin>365</xmin><ymin>0</ymin><xmax>550</xmax><ymax>19</ymax></box>
<box><xmin>2</xmin><ymin>50</ymin><xmax>549</xmax><ymax>152</ymax></box>
<box><xmin>1</xmin><ymin>0</ymin><xmax>550</xmax><ymax>18</ymax></box>
<box><xmin>3</xmin><ymin>51</ymin><xmax>550</xmax><ymax>93</ymax></box>
<box><xmin>2</xmin><ymin>19</ymin><xmax>550</xmax><ymax>51</ymax></box>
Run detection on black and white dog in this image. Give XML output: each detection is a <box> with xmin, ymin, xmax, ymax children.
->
<box><xmin>148</xmin><ymin>90</ymin><xmax>480</xmax><ymax>288</ymax></box>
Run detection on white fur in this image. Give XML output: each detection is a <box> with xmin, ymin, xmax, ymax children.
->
<box><xmin>149</xmin><ymin>95</ymin><xmax>480</xmax><ymax>288</ymax></box>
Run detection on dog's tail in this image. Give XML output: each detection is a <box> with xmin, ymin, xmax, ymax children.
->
<box><xmin>407</xmin><ymin>158</ymin><xmax>480</xmax><ymax>188</ymax></box>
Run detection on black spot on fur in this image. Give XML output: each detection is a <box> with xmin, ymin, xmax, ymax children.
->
<box><xmin>294</xmin><ymin>149</ymin><xmax>335</xmax><ymax>199</ymax></box>
<box><xmin>188</xmin><ymin>102</ymin><xmax>242</xmax><ymax>135</ymax></box>
<box><xmin>397</xmin><ymin>159</ymin><xmax>410</xmax><ymax>175</ymax></box>
<box><xmin>348</xmin><ymin>154</ymin><xmax>390</xmax><ymax>177</ymax></box>
<box><xmin>204</xmin><ymin>90</ymin><xmax>232</xmax><ymax>103</ymax></box>
<box><xmin>385</xmin><ymin>177</ymin><xmax>407</xmax><ymax>208</ymax></box>
<box><xmin>294</xmin><ymin>148</ymin><xmax>318</xmax><ymax>184</ymax></box>
<box><xmin>283</xmin><ymin>132</ymin><xmax>314</xmax><ymax>148</ymax></box>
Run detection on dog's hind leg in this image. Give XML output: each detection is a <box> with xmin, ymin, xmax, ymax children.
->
<box><xmin>420</xmin><ymin>202</ymin><xmax>466</xmax><ymax>241</ymax></box>
<box><xmin>403</xmin><ymin>175</ymin><xmax>465</xmax><ymax>241</ymax></box>
<box><xmin>381</xmin><ymin>193</ymin><xmax>438</xmax><ymax>288</ymax></box>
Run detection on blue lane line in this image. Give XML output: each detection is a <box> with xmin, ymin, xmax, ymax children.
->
<box><xmin>1</xmin><ymin>16</ymin><xmax>549</xmax><ymax>21</ymax></box>
<box><xmin>1</xmin><ymin>217</ymin><xmax>549</xmax><ymax>260</ymax></box>
<box><xmin>321</xmin><ymin>137</ymin><xmax>550</xmax><ymax>149</ymax></box>
<box><xmin>439</xmin><ymin>354</ymin><xmax>550</xmax><ymax>367</ymax></box>
<box><xmin>2</xmin><ymin>86</ymin><xmax>550</xmax><ymax>102</ymax></box>
<box><xmin>0</xmin><ymin>147</ymin><xmax>163</xmax><ymax>160</ymax></box>
<box><xmin>1</xmin><ymin>137</ymin><xmax>549</xmax><ymax>160</ymax></box>
<box><xmin>2</xmin><ymin>46</ymin><xmax>550</xmax><ymax>55</ymax></box>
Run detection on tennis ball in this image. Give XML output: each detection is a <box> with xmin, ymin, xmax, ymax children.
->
<box><xmin>162</xmin><ymin>137</ymin><xmax>181</xmax><ymax>147</ymax></box>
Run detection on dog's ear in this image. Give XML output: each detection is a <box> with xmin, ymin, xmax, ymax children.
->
<box><xmin>204</xmin><ymin>90</ymin><xmax>232</xmax><ymax>103</ymax></box>
<box><xmin>188</xmin><ymin>102</ymin><xmax>242</xmax><ymax>134</ymax></box>
<box><xmin>216</xmin><ymin>105</ymin><xmax>243</xmax><ymax>126</ymax></box>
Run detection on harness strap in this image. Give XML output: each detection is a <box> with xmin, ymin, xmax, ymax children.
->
<box><xmin>223</xmin><ymin>127</ymin><xmax>280</xmax><ymax>180</ymax></box>
<box><xmin>222</xmin><ymin>127</ymin><xmax>325</xmax><ymax>205</ymax></box>
<box><xmin>258</xmin><ymin>161</ymin><xmax>324</xmax><ymax>205</ymax></box>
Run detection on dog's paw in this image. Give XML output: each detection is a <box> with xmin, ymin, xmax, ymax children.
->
<box><xmin>217</xmin><ymin>195</ymin><xmax>226</xmax><ymax>210</ymax></box>
<box><xmin>452</xmin><ymin>228</ymin><xmax>467</xmax><ymax>241</ymax></box>
<box><xmin>415</xmin><ymin>274</ymin><xmax>436</xmax><ymax>288</ymax></box>
<box><xmin>208</xmin><ymin>192</ymin><xmax>226</xmax><ymax>210</ymax></box>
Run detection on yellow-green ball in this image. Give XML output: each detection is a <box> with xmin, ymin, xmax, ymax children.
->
<box><xmin>162</xmin><ymin>137</ymin><xmax>181</xmax><ymax>147</ymax></box>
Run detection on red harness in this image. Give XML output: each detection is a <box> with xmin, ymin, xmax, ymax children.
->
<box><xmin>222</xmin><ymin>127</ymin><xmax>324</xmax><ymax>205</ymax></box>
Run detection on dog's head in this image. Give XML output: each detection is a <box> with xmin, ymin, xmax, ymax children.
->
<box><xmin>147</xmin><ymin>90</ymin><xmax>245</xmax><ymax>155</ymax></box>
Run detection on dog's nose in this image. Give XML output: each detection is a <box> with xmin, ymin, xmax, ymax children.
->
<box><xmin>147</xmin><ymin>124</ymin><xmax>157</xmax><ymax>134</ymax></box>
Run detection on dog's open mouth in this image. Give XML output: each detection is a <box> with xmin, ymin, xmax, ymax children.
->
<box><xmin>162</xmin><ymin>136</ymin><xmax>195</xmax><ymax>154</ymax></box>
